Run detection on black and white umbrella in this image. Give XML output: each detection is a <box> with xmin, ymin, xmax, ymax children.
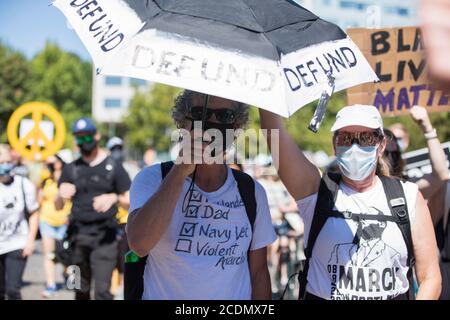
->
<box><xmin>53</xmin><ymin>0</ymin><xmax>378</xmax><ymax>117</ymax></box>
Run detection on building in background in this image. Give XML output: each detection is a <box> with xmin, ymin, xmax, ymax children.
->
<box><xmin>92</xmin><ymin>73</ymin><xmax>151</xmax><ymax>124</ymax></box>
<box><xmin>295</xmin><ymin>0</ymin><xmax>418</xmax><ymax>29</ymax></box>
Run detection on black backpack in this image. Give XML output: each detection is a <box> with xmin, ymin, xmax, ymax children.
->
<box><xmin>297</xmin><ymin>172</ymin><xmax>415</xmax><ymax>300</ymax></box>
<box><xmin>124</xmin><ymin>161</ymin><xmax>257</xmax><ymax>300</ymax></box>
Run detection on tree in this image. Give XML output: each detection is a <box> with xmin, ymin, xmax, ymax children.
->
<box><xmin>284</xmin><ymin>91</ymin><xmax>346</xmax><ymax>155</ymax></box>
<box><xmin>0</xmin><ymin>42</ymin><xmax>31</xmax><ymax>142</ymax></box>
<box><xmin>29</xmin><ymin>42</ymin><xmax>92</xmax><ymax>147</ymax></box>
<box><xmin>384</xmin><ymin>111</ymin><xmax>450</xmax><ymax>152</ymax></box>
<box><xmin>124</xmin><ymin>84</ymin><xmax>181</xmax><ymax>154</ymax></box>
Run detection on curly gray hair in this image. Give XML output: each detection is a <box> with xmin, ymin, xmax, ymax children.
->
<box><xmin>172</xmin><ymin>90</ymin><xmax>249</xmax><ymax>129</ymax></box>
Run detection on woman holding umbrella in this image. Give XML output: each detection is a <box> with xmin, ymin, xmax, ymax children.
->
<box><xmin>260</xmin><ymin>105</ymin><xmax>441</xmax><ymax>300</ymax></box>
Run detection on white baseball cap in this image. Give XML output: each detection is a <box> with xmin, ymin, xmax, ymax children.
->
<box><xmin>56</xmin><ymin>149</ymin><xmax>73</xmax><ymax>164</ymax></box>
<box><xmin>106</xmin><ymin>137</ymin><xmax>123</xmax><ymax>150</ymax></box>
<box><xmin>331</xmin><ymin>104</ymin><xmax>384</xmax><ymax>134</ymax></box>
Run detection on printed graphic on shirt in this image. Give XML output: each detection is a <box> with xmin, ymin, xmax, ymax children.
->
<box><xmin>0</xmin><ymin>194</ymin><xmax>23</xmax><ymax>238</ymax></box>
<box><xmin>327</xmin><ymin>207</ymin><xmax>402</xmax><ymax>300</ymax></box>
<box><xmin>174</xmin><ymin>189</ymin><xmax>251</xmax><ymax>271</ymax></box>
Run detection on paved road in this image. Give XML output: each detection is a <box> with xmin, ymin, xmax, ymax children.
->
<box><xmin>21</xmin><ymin>241</ymin><xmax>292</xmax><ymax>300</ymax></box>
<box><xmin>22</xmin><ymin>240</ymin><xmax>74</xmax><ymax>300</ymax></box>
<box><xmin>21</xmin><ymin>240</ymin><xmax>124</xmax><ymax>300</ymax></box>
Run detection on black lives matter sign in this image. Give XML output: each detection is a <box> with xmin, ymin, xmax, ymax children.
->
<box><xmin>347</xmin><ymin>27</ymin><xmax>450</xmax><ymax>116</ymax></box>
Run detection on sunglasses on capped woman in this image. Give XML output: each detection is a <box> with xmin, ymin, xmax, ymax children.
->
<box><xmin>335</xmin><ymin>130</ymin><xmax>383</xmax><ymax>147</ymax></box>
<box><xmin>187</xmin><ymin>106</ymin><xmax>236</xmax><ymax>124</ymax></box>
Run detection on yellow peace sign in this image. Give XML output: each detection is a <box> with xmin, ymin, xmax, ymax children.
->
<box><xmin>7</xmin><ymin>102</ymin><xmax>66</xmax><ymax>161</ymax></box>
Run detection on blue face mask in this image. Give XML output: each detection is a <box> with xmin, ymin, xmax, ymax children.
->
<box><xmin>0</xmin><ymin>163</ymin><xmax>14</xmax><ymax>177</ymax></box>
<box><xmin>336</xmin><ymin>144</ymin><xmax>378</xmax><ymax>181</ymax></box>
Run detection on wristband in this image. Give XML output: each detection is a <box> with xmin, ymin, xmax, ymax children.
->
<box><xmin>424</xmin><ymin>128</ymin><xmax>438</xmax><ymax>140</ymax></box>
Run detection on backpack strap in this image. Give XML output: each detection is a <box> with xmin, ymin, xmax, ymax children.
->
<box><xmin>105</xmin><ymin>156</ymin><xmax>116</xmax><ymax>181</ymax></box>
<box><xmin>161</xmin><ymin>161</ymin><xmax>174</xmax><ymax>179</ymax></box>
<box><xmin>71</xmin><ymin>159</ymin><xmax>84</xmax><ymax>196</ymax></box>
<box><xmin>231</xmin><ymin>169</ymin><xmax>257</xmax><ymax>233</ymax></box>
<box><xmin>230</xmin><ymin>168</ymin><xmax>257</xmax><ymax>288</ymax></box>
<box><xmin>72</xmin><ymin>161</ymin><xmax>79</xmax><ymax>181</ymax></box>
<box><xmin>379</xmin><ymin>176</ymin><xmax>414</xmax><ymax>267</ymax></box>
<box><xmin>444</xmin><ymin>181</ymin><xmax>450</xmax><ymax>233</ymax></box>
<box><xmin>298</xmin><ymin>172</ymin><xmax>341</xmax><ymax>299</ymax></box>
<box><xmin>379</xmin><ymin>176</ymin><xmax>415</xmax><ymax>299</ymax></box>
<box><xmin>328</xmin><ymin>210</ymin><xmax>399</xmax><ymax>222</ymax></box>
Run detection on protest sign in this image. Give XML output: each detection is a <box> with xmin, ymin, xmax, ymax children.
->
<box><xmin>347</xmin><ymin>27</ymin><xmax>450</xmax><ymax>116</ymax></box>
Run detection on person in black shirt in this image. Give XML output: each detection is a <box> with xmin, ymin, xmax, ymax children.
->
<box><xmin>55</xmin><ymin>118</ymin><xmax>131</xmax><ymax>300</ymax></box>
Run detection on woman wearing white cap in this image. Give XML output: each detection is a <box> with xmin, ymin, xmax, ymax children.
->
<box><xmin>260</xmin><ymin>105</ymin><xmax>441</xmax><ymax>300</ymax></box>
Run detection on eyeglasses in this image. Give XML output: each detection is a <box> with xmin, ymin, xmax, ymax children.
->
<box><xmin>187</xmin><ymin>106</ymin><xmax>236</xmax><ymax>124</ymax></box>
<box><xmin>335</xmin><ymin>131</ymin><xmax>382</xmax><ymax>147</ymax></box>
<box><xmin>75</xmin><ymin>135</ymin><xmax>94</xmax><ymax>144</ymax></box>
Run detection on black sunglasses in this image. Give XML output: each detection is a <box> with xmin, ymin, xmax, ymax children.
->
<box><xmin>188</xmin><ymin>106</ymin><xmax>236</xmax><ymax>124</ymax></box>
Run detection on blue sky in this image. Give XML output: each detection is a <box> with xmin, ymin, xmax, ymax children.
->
<box><xmin>0</xmin><ymin>0</ymin><xmax>90</xmax><ymax>60</ymax></box>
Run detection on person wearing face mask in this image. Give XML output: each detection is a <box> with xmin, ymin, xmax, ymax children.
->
<box><xmin>54</xmin><ymin>118</ymin><xmax>131</xmax><ymax>300</ymax></box>
<box><xmin>260</xmin><ymin>104</ymin><xmax>441</xmax><ymax>300</ymax></box>
<box><xmin>388</xmin><ymin>123</ymin><xmax>409</xmax><ymax>153</ymax></box>
<box><xmin>0</xmin><ymin>144</ymin><xmax>39</xmax><ymax>300</ymax></box>
<box><xmin>107</xmin><ymin>137</ymin><xmax>125</xmax><ymax>162</ymax></box>
<box><xmin>126</xmin><ymin>90</ymin><xmax>276</xmax><ymax>300</ymax></box>
<box><xmin>38</xmin><ymin>154</ymin><xmax>71</xmax><ymax>298</ymax></box>
<box><xmin>105</xmin><ymin>136</ymin><xmax>132</xmax><ymax>298</ymax></box>
<box><xmin>383</xmin><ymin>130</ymin><xmax>406</xmax><ymax>180</ymax></box>
<box><xmin>387</xmin><ymin>106</ymin><xmax>448</xmax><ymax>201</ymax></box>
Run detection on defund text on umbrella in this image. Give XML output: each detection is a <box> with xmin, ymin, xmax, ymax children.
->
<box><xmin>68</xmin><ymin>0</ymin><xmax>124</xmax><ymax>52</ymax></box>
<box><xmin>131</xmin><ymin>44</ymin><xmax>277</xmax><ymax>93</ymax></box>
<box><xmin>283</xmin><ymin>46</ymin><xmax>358</xmax><ymax>92</ymax></box>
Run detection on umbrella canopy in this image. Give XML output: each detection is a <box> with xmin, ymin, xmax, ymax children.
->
<box><xmin>54</xmin><ymin>0</ymin><xmax>378</xmax><ymax>117</ymax></box>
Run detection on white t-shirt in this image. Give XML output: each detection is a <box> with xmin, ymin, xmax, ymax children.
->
<box><xmin>129</xmin><ymin>164</ymin><xmax>277</xmax><ymax>300</ymax></box>
<box><xmin>297</xmin><ymin>177</ymin><xmax>418</xmax><ymax>300</ymax></box>
<box><xmin>0</xmin><ymin>176</ymin><xmax>39</xmax><ymax>255</ymax></box>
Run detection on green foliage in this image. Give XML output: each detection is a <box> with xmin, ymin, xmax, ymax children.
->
<box><xmin>383</xmin><ymin>111</ymin><xmax>450</xmax><ymax>152</ymax></box>
<box><xmin>29</xmin><ymin>42</ymin><xmax>92</xmax><ymax>147</ymax></box>
<box><xmin>284</xmin><ymin>91</ymin><xmax>346</xmax><ymax>155</ymax></box>
<box><xmin>0</xmin><ymin>42</ymin><xmax>31</xmax><ymax>142</ymax></box>
<box><xmin>220</xmin><ymin>92</ymin><xmax>345</xmax><ymax>158</ymax></box>
<box><xmin>124</xmin><ymin>84</ymin><xmax>181</xmax><ymax>153</ymax></box>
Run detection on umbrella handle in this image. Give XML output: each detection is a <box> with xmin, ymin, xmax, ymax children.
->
<box><xmin>308</xmin><ymin>72</ymin><xmax>335</xmax><ymax>133</ymax></box>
